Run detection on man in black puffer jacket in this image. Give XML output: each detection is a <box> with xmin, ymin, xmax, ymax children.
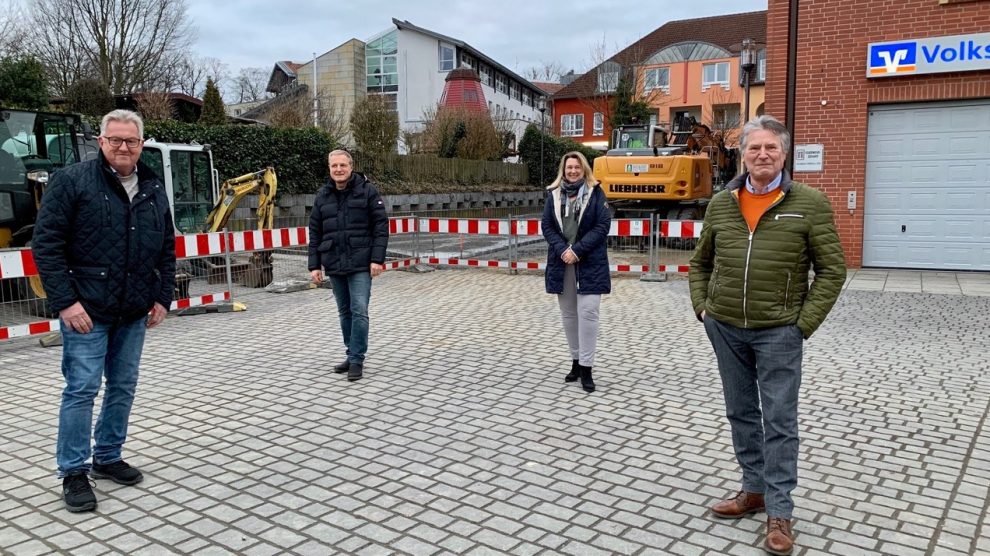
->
<box><xmin>308</xmin><ymin>149</ymin><xmax>389</xmax><ymax>382</ymax></box>
<box><xmin>33</xmin><ymin>109</ymin><xmax>175</xmax><ymax>513</ymax></box>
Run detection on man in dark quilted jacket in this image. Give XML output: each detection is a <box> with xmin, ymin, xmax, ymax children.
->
<box><xmin>308</xmin><ymin>149</ymin><xmax>389</xmax><ymax>382</ymax></box>
<box><xmin>33</xmin><ymin>109</ymin><xmax>176</xmax><ymax>513</ymax></box>
<box><xmin>689</xmin><ymin>115</ymin><xmax>846</xmax><ymax>556</ymax></box>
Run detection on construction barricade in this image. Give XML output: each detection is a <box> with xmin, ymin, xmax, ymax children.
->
<box><xmin>0</xmin><ymin>215</ymin><xmax>701</xmax><ymax>343</ymax></box>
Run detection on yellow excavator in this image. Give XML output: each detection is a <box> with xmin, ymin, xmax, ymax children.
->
<box><xmin>593</xmin><ymin>124</ymin><xmax>713</xmax><ymax>222</ymax></box>
<box><xmin>179</xmin><ymin>167</ymin><xmax>279</xmax><ymax>294</ymax></box>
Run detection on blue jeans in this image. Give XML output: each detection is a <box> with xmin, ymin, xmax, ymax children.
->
<box><xmin>704</xmin><ymin>316</ymin><xmax>803</xmax><ymax>518</ymax></box>
<box><xmin>329</xmin><ymin>272</ymin><xmax>372</xmax><ymax>365</ymax></box>
<box><xmin>57</xmin><ymin>316</ymin><xmax>147</xmax><ymax>477</ymax></box>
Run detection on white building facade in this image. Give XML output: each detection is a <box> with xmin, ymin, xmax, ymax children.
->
<box><xmin>376</xmin><ymin>19</ymin><xmax>545</xmax><ymax>153</ymax></box>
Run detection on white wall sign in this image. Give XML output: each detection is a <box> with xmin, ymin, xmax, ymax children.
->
<box><xmin>867</xmin><ymin>32</ymin><xmax>990</xmax><ymax>78</ymax></box>
<box><xmin>793</xmin><ymin>144</ymin><xmax>824</xmax><ymax>172</ymax></box>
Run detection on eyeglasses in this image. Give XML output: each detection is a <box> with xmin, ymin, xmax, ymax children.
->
<box><xmin>103</xmin><ymin>137</ymin><xmax>143</xmax><ymax>148</ymax></box>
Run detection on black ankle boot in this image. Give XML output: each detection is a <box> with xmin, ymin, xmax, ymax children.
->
<box><xmin>579</xmin><ymin>364</ymin><xmax>595</xmax><ymax>393</ymax></box>
<box><xmin>564</xmin><ymin>359</ymin><xmax>580</xmax><ymax>382</ymax></box>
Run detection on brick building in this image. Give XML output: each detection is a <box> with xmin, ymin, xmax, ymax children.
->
<box><xmin>551</xmin><ymin>12</ymin><xmax>766</xmax><ymax>150</ymax></box>
<box><xmin>766</xmin><ymin>0</ymin><xmax>990</xmax><ymax>270</ymax></box>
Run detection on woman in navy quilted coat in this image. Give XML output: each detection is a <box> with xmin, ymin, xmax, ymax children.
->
<box><xmin>541</xmin><ymin>151</ymin><xmax>611</xmax><ymax>393</ymax></box>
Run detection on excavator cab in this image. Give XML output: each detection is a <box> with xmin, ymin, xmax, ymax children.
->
<box><xmin>608</xmin><ymin>125</ymin><xmax>679</xmax><ymax>156</ymax></box>
<box><xmin>140</xmin><ymin>141</ymin><xmax>219</xmax><ymax>234</ymax></box>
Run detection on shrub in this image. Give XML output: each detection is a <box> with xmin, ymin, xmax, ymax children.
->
<box><xmin>350</xmin><ymin>94</ymin><xmax>398</xmax><ymax>155</ymax></box>
<box><xmin>517</xmin><ymin>124</ymin><xmax>602</xmax><ymax>186</ymax></box>
<box><xmin>143</xmin><ymin>120</ymin><xmax>336</xmax><ymax>194</ymax></box>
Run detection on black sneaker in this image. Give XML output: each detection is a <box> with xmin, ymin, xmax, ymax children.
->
<box><xmin>63</xmin><ymin>474</ymin><xmax>97</xmax><ymax>512</ymax></box>
<box><xmin>347</xmin><ymin>363</ymin><xmax>363</xmax><ymax>381</ymax></box>
<box><xmin>333</xmin><ymin>360</ymin><xmax>350</xmax><ymax>373</ymax></box>
<box><xmin>91</xmin><ymin>460</ymin><xmax>143</xmax><ymax>486</ymax></box>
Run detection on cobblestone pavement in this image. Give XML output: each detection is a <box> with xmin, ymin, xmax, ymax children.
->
<box><xmin>1</xmin><ymin>270</ymin><xmax>989</xmax><ymax>556</ymax></box>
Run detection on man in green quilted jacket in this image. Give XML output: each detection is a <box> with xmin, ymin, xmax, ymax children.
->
<box><xmin>689</xmin><ymin>115</ymin><xmax>846</xmax><ymax>556</ymax></box>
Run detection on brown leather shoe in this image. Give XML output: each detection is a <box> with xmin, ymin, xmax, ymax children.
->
<box><xmin>765</xmin><ymin>517</ymin><xmax>794</xmax><ymax>555</ymax></box>
<box><xmin>710</xmin><ymin>490</ymin><xmax>765</xmax><ymax>518</ymax></box>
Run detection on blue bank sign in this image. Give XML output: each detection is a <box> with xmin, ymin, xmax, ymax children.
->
<box><xmin>867</xmin><ymin>32</ymin><xmax>990</xmax><ymax>78</ymax></box>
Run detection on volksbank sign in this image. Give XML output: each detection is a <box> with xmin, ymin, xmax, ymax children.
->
<box><xmin>867</xmin><ymin>32</ymin><xmax>990</xmax><ymax>78</ymax></box>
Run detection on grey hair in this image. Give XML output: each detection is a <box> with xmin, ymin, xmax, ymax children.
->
<box><xmin>100</xmin><ymin>109</ymin><xmax>144</xmax><ymax>139</ymax></box>
<box><xmin>740</xmin><ymin>115</ymin><xmax>790</xmax><ymax>155</ymax></box>
<box><xmin>328</xmin><ymin>149</ymin><xmax>353</xmax><ymax>165</ymax></box>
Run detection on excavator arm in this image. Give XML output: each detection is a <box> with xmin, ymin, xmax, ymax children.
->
<box><xmin>202</xmin><ymin>167</ymin><xmax>277</xmax><ymax>233</ymax></box>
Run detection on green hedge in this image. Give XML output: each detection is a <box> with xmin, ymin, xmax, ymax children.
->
<box><xmin>517</xmin><ymin>124</ymin><xmax>602</xmax><ymax>186</ymax></box>
<box><xmin>143</xmin><ymin>121</ymin><xmax>337</xmax><ymax>194</ymax></box>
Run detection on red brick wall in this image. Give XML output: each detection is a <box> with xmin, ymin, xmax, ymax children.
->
<box><xmin>766</xmin><ymin>0</ymin><xmax>990</xmax><ymax>267</ymax></box>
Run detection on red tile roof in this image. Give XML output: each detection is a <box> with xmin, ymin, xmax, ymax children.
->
<box><xmin>532</xmin><ymin>81</ymin><xmax>564</xmax><ymax>95</ymax></box>
<box><xmin>553</xmin><ymin>10</ymin><xmax>766</xmax><ymax>100</ymax></box>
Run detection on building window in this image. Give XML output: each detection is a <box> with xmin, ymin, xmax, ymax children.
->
<box><xmin>597</xmin><ymin>70</ymin><xmax>618</xmax><ymax>93</ymax></box>
<box><xmin>461</xmin><ymin>53</ymin><xmax>476</xmax><ymax>70</ymax></box>
<box><xmin>495</xmin><ymin>73</ymin><xmax>508</xmax><ymax>94</ymax></box>
<box><xmin>522</xmin><ymin>90</ymin><xmax>531</xmax><ymax>106</ymax></box>
<box><xmin>643</xmin><ymin>67</ymin><xmax>670</xmax><ymax>93</ymax></box>
<box><xmin>366</xmin><ymin>30</ymin><xmax>399</xmax><ymax>111</ymax></box>
<box><xmin>702</xmin><ymin>62</ymin><xmax>730</xmax><ymax>90</ymax></box>
<box><xmin>480</xmin><ymin>65</ymin><xmax>492</xmax><ymax>86</ymax></box>
<box><xmin>561</xmin><ymin>114</ymin><xmax>584</xmax><ymax>137</ymax></box>
<box><xmin>510</xmin><ymin>83</ymin><xmax>521</xmax><ymax>101</ymax></box>
<box><xmin>712</xmin><ymin>104</ymin><xmax>741</xmax><ymax>129</ymax></box>
<box><xmin>439</xmin><ymin>43</ymin><xmax>455</xmax><ymax>72</ymax></box>
<box><xmin>756</xmin><ymin>49</ymin><xmax>767</xmax><ymax>82</ymax></box>
<box><xmin>593</xmin><ymin>112</ymin><xmax>604</xmax><ymax>136</ymax></box>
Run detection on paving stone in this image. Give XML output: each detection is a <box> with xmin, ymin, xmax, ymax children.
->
<box><xmin>2</xmin><ymin>273</ymin><xmax>989</xmax><ymax>555</ymax></box>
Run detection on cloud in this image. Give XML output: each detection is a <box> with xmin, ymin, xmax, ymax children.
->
<box><xmin>187</xmin><ymin>0</ymin><xmax>766</xmax><ymax>77</ymax></box>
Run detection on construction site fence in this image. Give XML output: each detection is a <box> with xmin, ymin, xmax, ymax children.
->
<box><xmin>0</xmin><ymin>215</ymin><xmax>700</xmax><ymax>343</ymax></box>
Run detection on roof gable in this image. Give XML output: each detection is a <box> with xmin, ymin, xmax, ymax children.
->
<box><xmin>553</xmin><ymin>10</ymin><xmax>766</xmax><ymax>99</ymax></box>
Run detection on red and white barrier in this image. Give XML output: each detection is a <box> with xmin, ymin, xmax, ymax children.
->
<box><xmin>385</xmin><ymin>258</ymin><xmax>418</xmax><ymax>270</ymax></box>
<box><xmin>390</xmin><ymin>217</ymin><xmax>417</xmax><ymax>234</ymax></box>
<box><xmin>420</xmin><ymin>218</ymin><xmax>511</xmax><ymax>236</ymax></box>
<box><xmin>2</xmin><ymin>217</ymin><xmax>706</xmax><ymax>341</ymax></box>
<box><xmin>661</xmin><ymin>220</ymin><xmax>703</xmax><ymax>238</ymax></box>
<box><xmin>0</xmin><ymin>249</ymin><xmax>36</xmax><ymax>279</ymax></box>
<box><xmin>0</xmin><ymin>319</ymin><xmax>58</xmax><ymax>341</ymax></box>
<box><xmin>171</xmin><ymin>291</ymin><xmax>230</xmax><ymax>310</ymax></box>
<box><xmin>426</xmin><ymin>257</ymin><xmax>511</xmax><ymax>269</ymax></box>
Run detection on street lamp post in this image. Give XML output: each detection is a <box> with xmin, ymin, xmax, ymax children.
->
<box><xmin>537</xmin><ymin>96</ymin><xmax>547</xmax><ymax>185</ymax></box>
<box><xmin>740</xmin><ymin>38</ymin><xmax>757</xmax><ymax>124</ymax></box>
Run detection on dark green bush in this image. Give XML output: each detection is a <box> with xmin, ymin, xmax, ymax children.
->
<box><xmin>143</xmin><ymin>121</ymin><xmax>336</xmax><ymax>194</ymax></box>
<box><xmin>517</xmin><ymin>124</ymin><xmax>601</xmax><ymax>186</ymax></box>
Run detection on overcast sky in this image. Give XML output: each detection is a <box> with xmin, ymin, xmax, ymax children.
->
<box><xmin>188</xmin><ymin>1</ymin><xmax>767</xmax><ymax>79</ymax></box>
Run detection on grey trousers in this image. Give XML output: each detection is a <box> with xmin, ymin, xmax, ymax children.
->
<box><xmin>557</xmin><ymin>265</ymin><xmax>601</xmax><ymax>367</ymax></box>
<box><xmin>703</xmin><ymin>315</ymin><xmax>804</xmax><ymax>518</ymax></box>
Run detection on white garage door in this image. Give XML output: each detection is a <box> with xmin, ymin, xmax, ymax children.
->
<box><xmin>864</xmin><ymin>100</ymin><xmax>990</xmax><ymax>270</ymax></box>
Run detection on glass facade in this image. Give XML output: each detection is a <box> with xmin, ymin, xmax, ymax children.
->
<box><xmin>366</xmin><ymin>30</ymin><xmax>399</xmax><ymax>111</ymax></box>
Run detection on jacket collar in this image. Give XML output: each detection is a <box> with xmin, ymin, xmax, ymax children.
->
<box><xmin>726</xmin><ymin>170</ymin><xmax>793</xmax><ymax>194</ymax></box>
<box><xmin>326</xmin><ymin>171</ymin><xmax>367</xmax><ymax>193</ymax></box>
<box><xmin>98</xmin><ymin>151</ymin><xmax>158</xmax><ymax>184</ymax></box>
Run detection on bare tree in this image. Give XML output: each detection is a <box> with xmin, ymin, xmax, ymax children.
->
<box><xmin>523</xmin><ymin>61</ymin><xmax>566</xmax><ymax>83</ymax></box>
<box><xmin>314</xmin><ymin>93</ymin><xmax>349</xmax><ymax>144</ymax></box>
<box><xmin>0</xmin><ymin>1</ymin><xmax>29</xmax><ymax>57</ymax></box>
<box><xmin>135</xmin><ymin>91</ymin><xmax>175</xmax><ymax>121</ymax></box>
<box><xmin>169</xmin><ymin>56</ymin><xmax>229</xmax><ymax>98</ymax></box>
<box><xmin>29</xmin><ymin>0</ymin><xmax>194</xmax><ymax>96</ymax></box>
<box><xmin>234</xmin><ymin>67</ymin><xmax>271</xmax><ymax>103</ymax></box>
<box><xmin>579</xmin><ymin>35</ymin><xmax>672</xmax><ymax>131</ymax></box>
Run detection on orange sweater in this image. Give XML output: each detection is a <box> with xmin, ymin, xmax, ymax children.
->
<box><xmin>738</xmin><ymin>187</ymin><xmax>781</xmax><ymax>232</ymax></box>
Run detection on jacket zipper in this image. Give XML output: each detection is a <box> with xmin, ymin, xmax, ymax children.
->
<box><xmin>743</xmin><ymin>231</ymin><xmax>753</xmax><ymax>326</ymax></box>
<box><xmin>708</xmin><ymin>265</ymin><xmax>718</xmax><ymax>298</ymax></box>
<box><xmin>104</xmin><ymin>193</ymin><xmax>111</xmax><ymax>225</ymax></box>
<box><xmin>733</xmin><ymin>187</ymin><xmax>788</xmax><ymax>327</ymax></box>
<box><xmin>784</xmin><ymin>271</ymin><xmax>791</xmax><ymax>309</ymax></box>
